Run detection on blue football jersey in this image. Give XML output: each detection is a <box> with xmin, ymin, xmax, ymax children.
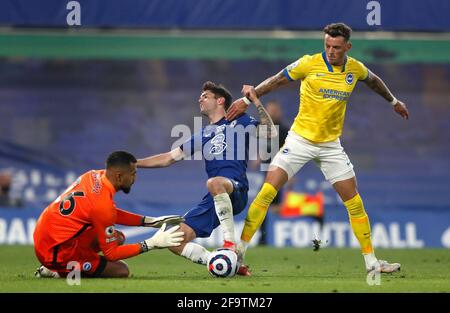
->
<box><xmin>181</xmin><ymin>114</ymin><xmax>259</xmax><ymax>190</ymax></box>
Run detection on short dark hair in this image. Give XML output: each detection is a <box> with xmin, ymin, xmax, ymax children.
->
<box><xmin>106</xmin><ymin>151</ymin><xmax>137</xmax><ymax>169</ymax></box>
<box><xmin>202</xmin><ymin>81</ymin><xmax>233</xmax><ymax>111</ymax></box>
<box><xmin>323</xmin><ymin>23</ymin><xmax>352</xmax><ymax>41</ymax></box>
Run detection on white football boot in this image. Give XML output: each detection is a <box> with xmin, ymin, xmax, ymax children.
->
<box><xmin>35</xmin><ymin>265</ymin><xmax>60</xmax><ymax>278</ymax></box>
<box><xmin>367</xmin><ymin>260</ymin><xmax>401</xmax><ymax>273</ymax></box>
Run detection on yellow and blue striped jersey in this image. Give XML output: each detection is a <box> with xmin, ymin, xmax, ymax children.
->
<box><xmin>284</xmin><ymin>52</ymin><xmax>368</xmax><ymax>142</ymax></box>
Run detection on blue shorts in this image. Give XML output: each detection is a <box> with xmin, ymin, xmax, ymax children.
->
<box><xmin>183</xmin><ymin>179</ymin><xmax>248</xmax><ymax>238</ymax></box>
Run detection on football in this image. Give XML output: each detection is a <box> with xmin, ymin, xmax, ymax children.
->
<box><xmin>207</xmin><ymin>248</ymin><xmax>240</xmax><ymax>278</ymax></box>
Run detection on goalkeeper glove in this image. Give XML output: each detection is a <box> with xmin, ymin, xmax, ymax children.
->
<box><xmin>142</xmin><ymin>215</ymin><xmax>184</xmax><ymax>228</ymax></box>
<box><xmin>140</xmin><ymin>223</ymin><xmax>184</xmax><ymax>252</ymax></box>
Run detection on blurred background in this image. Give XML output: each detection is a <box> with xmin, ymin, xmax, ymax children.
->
<box><xmin>0</xmin><ymin>0</ymin><xmax>449</xmax><ymax>248</ymax></box>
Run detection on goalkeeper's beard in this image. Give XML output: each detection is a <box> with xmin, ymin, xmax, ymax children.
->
<box><xmin>122</xmin><ymin>186</ymin><xmax>131</xmax><ymax>194</ymax></box>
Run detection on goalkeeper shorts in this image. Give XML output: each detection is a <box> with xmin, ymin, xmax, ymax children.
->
<box><xmin>34</xmin><ymin>226</ymin><xmax>107</xmax><ymax>277</ymax></box>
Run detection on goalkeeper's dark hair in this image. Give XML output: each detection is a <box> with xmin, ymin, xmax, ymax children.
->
<box><xmin>106</xmin><ymin>151</ymin><xmax>137</xmax><ymax>169</ymax></box>
<box><xmin>323</xmin><ymin>23</ymin><xmax>352</xmax><ymax>42</ymax></box>
<box><xmin>203</xmin><ymin>81</ymin><xmax>233</xmax><ymax>111</ymax></box>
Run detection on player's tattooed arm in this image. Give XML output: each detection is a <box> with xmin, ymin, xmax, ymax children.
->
<box><xmin>364</xmin><ymin>70</ymin><xmax>409</xmax><ymax>119</ymax></box>
<box><xmin>226</xmin><ymin>70</ymin><xmax>290</xmax><ymax>121</ymax></box>
<box><xmin>246</xmin><ymin>89</ymin><xmax>278</xmax><ymax>139</ymax></box>
<box><xmin>255</xmin><ymin>100</ymin><xmax>278</xmax><ymax>138</ymax></box>
<box><xmin>254</xmin><ymin>70</ymin><xmax>291</xmax><ymax>97</ymax></box>
<box><xmin>363</xmin><ymin>70</ymin><xmax>396</xmax><ymax>102</ymax></box>
<box><xmin>227</xmin><ymin>70</ymin><xmax>290</xmax><ymax>121</ymax></box>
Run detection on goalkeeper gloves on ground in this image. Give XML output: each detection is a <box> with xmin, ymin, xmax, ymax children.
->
<box><xmin>142</xmin><ymin>215</ymin><xmax>184</xmax><ymax>228</ymax></box>
<box><xmin>140</xmin><ymin>223</ymin><xmax>184</xmax><ymax>252</ymax></box>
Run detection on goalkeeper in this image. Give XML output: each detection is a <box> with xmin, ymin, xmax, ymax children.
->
<box><xmin>34</xmin><ymin>151</ymin><xmax>184</xmax><ymax>278</ymax></box>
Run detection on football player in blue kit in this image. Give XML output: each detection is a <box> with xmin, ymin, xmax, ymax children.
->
<box><xmin>137</xmin><ymin>81</ymin><xmax>277</xmax><ymax>276</ymax></box>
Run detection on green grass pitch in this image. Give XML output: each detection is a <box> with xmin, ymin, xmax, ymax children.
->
<box><xmin>0</xmin><ymin>245</ymin><xmax>449</xmax><ymax>293</ymax></box>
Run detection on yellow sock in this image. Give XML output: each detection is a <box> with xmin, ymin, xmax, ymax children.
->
<box><xmin>344</xmin><ymin>193</ymin><xmax>374</xmax><ymax>254</ymax></box>
<box><xmin>241</xmin><ymin>183</ymin><xmax>278</xmax><ymax>242</ymax></box>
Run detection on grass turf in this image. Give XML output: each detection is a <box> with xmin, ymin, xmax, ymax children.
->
<box><xmin>0</xmin><ymin>245</ymin><xmax>449</xmax><ymax>293</ymax></box>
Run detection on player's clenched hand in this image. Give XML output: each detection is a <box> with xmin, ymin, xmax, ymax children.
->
<box><xmin>226</xmin><ymin>98</ymin><xmax>249</xmax><ymax>121</ymax></box>
<box><xmin>143</xmin><ymin>215</ymin><xmax>184</xmax><ymax>228</ymax></box>
<box><xmin>142</xmin><ymin>223</ymin><xmax>184</xmax><ymax>251</ymax></box>
<box><xmin>244</xmin><ymin>86</ymin><xmax>259</xmax><ymax>103</ymax></box>
<box><xmin>393</xmin><ymin>100</ymin><xmax>409</xmax><ymax>120</ymax></box>
<box><xmin>242</xmin><ymin>85</ymin><xmax>256</xmax><ymax>98</ymax></box>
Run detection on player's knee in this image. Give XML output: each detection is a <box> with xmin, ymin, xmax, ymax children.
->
<box><xmin>206</xmin><ymin>177</ymin><xmax>221</xmax><ymax>193</ymax></box>
<box><xmin>206</xmin><ymin>177</ymin><xmax>217</xmax><ymax>188</ymax></box>
<box><xmin>117</xmin><ymin>261</ymin><xmax>129</xmax><ymax>278</ymax></box>
<box><xmin>120</xmin><ymin>268</ymin><xmax>130</xmax><ymax>278</ymax></box>
<box><xmin>101</xmin><ymin>260</ymin><xmax>130</xmax><ymax>278</ymax></box>
<box><xmin>169</xmin><ymin>223</ymin><xmax>195</xmax><ymax>255</ymax></box>
<box><xmin>265</xmin><ymin>167</ymin><xmax>288</xmax><ymax>190</ymax></box>
<box><xmin>207</xmin><ymin>177</ymin><xmax>232</xmax><ymax>195</ymax></box>
<box><xmin>179</xmin><ymin>223</ymin><xmax>195</xmax><ymax>242</ymax></box>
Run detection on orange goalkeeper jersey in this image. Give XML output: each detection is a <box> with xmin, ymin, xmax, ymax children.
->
<box><xmin>34</xmin><ymin>169</ymin><xmax>144</xmax><ymax>262</ymax></box>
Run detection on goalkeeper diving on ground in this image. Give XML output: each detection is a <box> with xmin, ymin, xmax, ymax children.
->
<box><xmin>34</xmin><ymin>151</ymin><xmax>184</xmax><ymax>278</ymax></box>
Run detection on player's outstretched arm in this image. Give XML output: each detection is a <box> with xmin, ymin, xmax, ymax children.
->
<box><xmin>245</xmin><ymin>87</ymin><xmax>278</xmax><ymax>139</ymax></box>
<box><xmin>137</xmin><ymin>148</ymin><xmax>185</xmax><ymax>168</ymax></box>
<box><xmin>253</xmin><ymin>70</ymin><xmax>291</xmax><ymax>98</ymax></box>
<box><xmin>115</xmin><ymin>208</ymin><xmax>184</xmax><ymax>228</ymax></box>
<box><xmin>226</xmin><ymin>70</ymin><xmax>290</xmax><ymax>121</ymax></box>
<box><xmin>142</xmin><ymin>215</ymin><xmax>185</xmax><ymax>228</ymax></box>
<box><xmin>140</xmin><ymin>223</ymin><xmax>184</xmax><ymax>251</ymax></box>
<box><xmin>364</xmin><ymin>70</ymin><xmax>409</xmax><ymax>120</ymax></box>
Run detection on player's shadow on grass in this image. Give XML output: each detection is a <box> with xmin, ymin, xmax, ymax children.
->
<box><xmin>130</xmin><ymin>274</ymin><xmax>211</xmax><ymax>280</ymax></box>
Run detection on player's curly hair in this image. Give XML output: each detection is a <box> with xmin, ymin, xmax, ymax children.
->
<box><xmin>106</xmin><ymin>151</ymin><xmax>137</xmax><ymax>169</ymax></box>
<box><xmin>202</xmin><ymin>81</ymin><xmax>233</xmax><ymax>111</ymax></box>
<box><xmin>323</xmin><ymin>23</ymin><xmax>352</xmax><ymax>41</ymax></box>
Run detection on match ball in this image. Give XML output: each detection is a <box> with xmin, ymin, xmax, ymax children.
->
<box><xmin>207</xmin><ymin>248</ymin><xmax>240</xmax><ymax>278</ymax></box>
